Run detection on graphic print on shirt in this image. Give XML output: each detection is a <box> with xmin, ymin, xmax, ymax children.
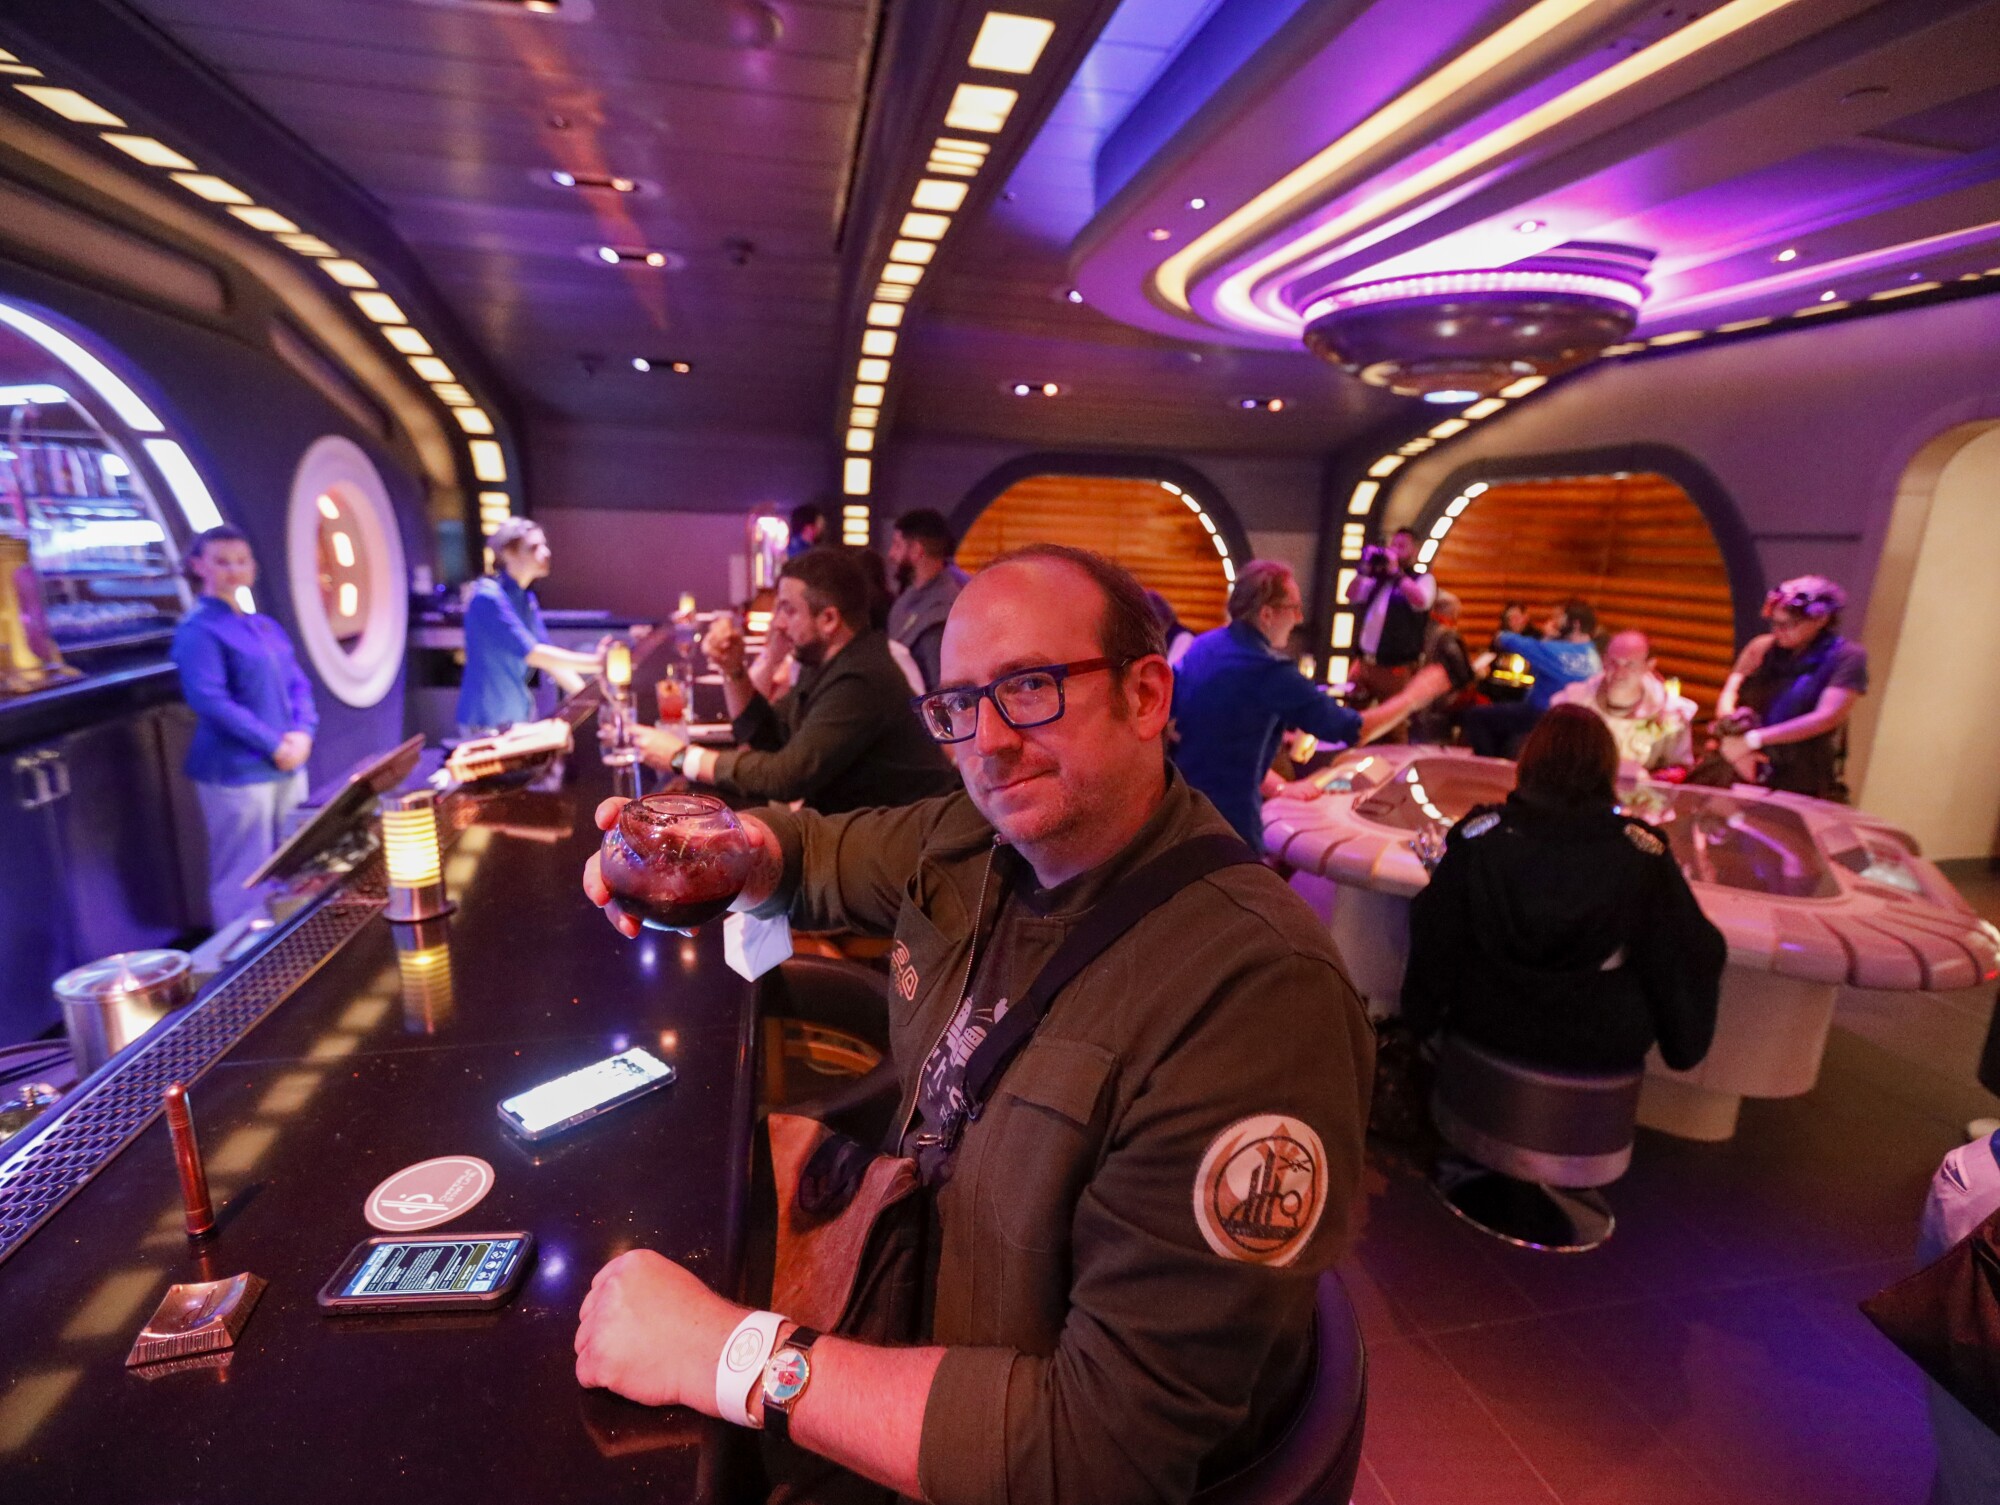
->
<box><xmin>891</xmin><ymin>941</ymin><xmax>920</xmax><ymax>1002</ymax></box>
<box><xmin>916</xmin><ymin>991</ymin><xmax>1011</xmax><ymax>1139</ymax></box>
<box><xmin>1193</xmin><ymin>1114</ymin><xmax>1328</xmax><ymax>1266</ymax></box>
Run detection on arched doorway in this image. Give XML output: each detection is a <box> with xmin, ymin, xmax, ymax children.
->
<box><xmin>1421</xmin><ymin>471</ymin><xmax>1738</xmax><ymax>717</ymax></box>
<box><xmin>958</xmin><ymin>472</ymin><xmax>1238</xmax><ymax>632</ymax></box>
<box><xmin>1856</xmin><ymin>422</ymin><xmax>2000</xmax><ymax>859</ymax></box>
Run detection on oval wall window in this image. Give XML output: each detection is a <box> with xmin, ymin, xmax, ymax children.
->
<box><xmin>286</xmin><ymin>435</ymin><xmax>407</xmax><ymax>707</ymax></box>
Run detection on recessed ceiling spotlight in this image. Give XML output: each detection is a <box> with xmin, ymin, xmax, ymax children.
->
<box><xmin>1147</xmin><ymin>227</ymin><xmax>1171</xmax><ymax>242</ymax></box>
<box><xmin>1514</xmin><ymin>219</ymin><xmax>1546</xmax><ymax>233</ymax></box>
<box><xmin>1064</xmin><ymin>288</ymin><xmax>1083</xmax><ymax>304</ymax></box>
<box><xmin>1422</xmin><ymin>389</ymin><xmax>1480</xmax><ymax>404</ymax></box>
<box><xmin>631</xmin><ymin>357</ymin><xmax>650</xmax><ymax>372</ymax></box>
<box><xmin>551</xmin><ymin>169</ymin><xmax>638</xmax><ymax>192</ymax></box>
<box><xmin>1187</xmin><ymin>197</ymin><xmax>1207</xmax><ymax>210</ymax></box>
<box><xmin>1011</xmin><ymin>382</ymin><xmax>1030</xmax><ymax>396</ymax></box>
<box><xmin>631</xmin><ymin>357</ymin><xmax>693</xmax><ymax>373</ymax></box>
<box><xmin>1008</xmin><ymin>381</ymin><xmax>1060</xmax><ymax>397</ymax></box>
<box><xmin>591</xmin><ymin>245</ymin><xmax>677</xmax><ymax>267</ymax></box>
<box><xmin>1819</xmin><ymin>289</ymin><xmax>1838</xmax><ymax>302</ymax></box>
<box><xmin>1774</xmin><ymin>247</ymin><xmax>1798</xmax><ymax>262</ymax></box>
<box><xmin>1237</xmin><ymin>397</ymin><xmax>1286</xmax><ymax>412</ymax></box>
<box><xmin>1041</xmin><ymin>382</ymin><xmax>1059</xmax><ymax>396</ymax></box>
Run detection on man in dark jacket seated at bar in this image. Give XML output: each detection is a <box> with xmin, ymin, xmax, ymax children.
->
<box><xmin>578</xmin><ymin>544</ymin><xmax>1373</xmax><ymax>1505</ymax></box>
<box><xmin>1401</xmin><ymin>704</ymin><xmax>1727</xmax><ymax>1075</ymax></box>
<box><xmin>633</xmin><ymin>548</ymin><xmax>955</xmax><ymax>814</ymax></box>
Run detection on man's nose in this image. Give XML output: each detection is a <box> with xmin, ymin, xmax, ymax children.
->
<box><xmin>972</xmin><ymin>696</ymin><xmax>1021</xmax><ymax>757</ymax></box>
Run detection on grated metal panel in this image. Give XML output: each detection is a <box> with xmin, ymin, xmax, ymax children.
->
<box><xmin>0</xmin><ymin>872</ymin><xmax>389</xmax><ymax>1264</ymax></box>
<box><xmin>0</xmin><ymin>794</ymin><xmax>484</xmax><ymax>1266</ymax></box>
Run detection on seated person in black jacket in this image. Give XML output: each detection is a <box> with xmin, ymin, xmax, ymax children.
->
<box><xmin>1401</xmin><ymin>704</ymin><xmax>1726</xmax><ymax>1075</ymax></box>
<box><xmin>633</xmin><ymin>548</ymin><xmax>956</xmax><ymax>814</ymax></box>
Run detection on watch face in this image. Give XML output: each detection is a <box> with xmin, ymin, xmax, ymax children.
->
<box><xmin>765</xmin><ymin>1346</ymin><xmax>811</xmax><ymax>1408</ymax></box>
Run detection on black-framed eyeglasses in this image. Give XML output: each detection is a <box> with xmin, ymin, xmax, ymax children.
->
<box><xmin>913</xmin><ymin>657</ymin><xmax>1123</xmax><ymax>744</ymax></box>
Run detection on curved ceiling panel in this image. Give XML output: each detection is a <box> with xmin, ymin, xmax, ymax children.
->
<box><xmin>1073</xmin><ymin>0</ymin><xmax>2000</xmax><ymax>348</ymax></box>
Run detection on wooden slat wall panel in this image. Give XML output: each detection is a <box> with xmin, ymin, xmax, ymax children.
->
<box><xmin>1430</xmin><ymin>473</ymin><xmax>1736</xmax><ymax>717</ymax></box>
<box><xmin>958</xmin><ymin>474</ymin><xmax>1231</xmax><ymax>630</ymax></box>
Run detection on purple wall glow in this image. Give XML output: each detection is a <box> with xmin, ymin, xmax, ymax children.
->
<box><xmin>1382</xmin><ymin>294</ymin><xmax>2000</xmax><ymax>631</ymax></box>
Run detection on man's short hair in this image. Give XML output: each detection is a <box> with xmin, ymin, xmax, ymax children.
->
<box><xmin>788</xmin><ymin>503</ymin><xmax>823</xmax><ymax>537</ymax></box>
<box><xmin>893</xmin><ymin>508</ymin><xmax>957</xmax><ymax>561</ymax></box>
<box><xmin>984</xmin><ymin>544</ymin><xmax>1165</xmax><ymax>669</ymax></box>
<box><xmin>1227</xmin><ymin>560</ymin><xmax>1296</xmax><ymax>624</ymax></box>
<box><xmin>1562</xmin><ymin>598</ymin><xmax>1598</xmax><ymax>638</ymax></box>
<box><xmin>780</xmin><ymin>547</ymin><xmax>869</xmax><ymax>631</ymax></box>
<box><xmin>486</xmin><ymin>517</ymin><xmax>541</xmax><ymax>558</ymax></box>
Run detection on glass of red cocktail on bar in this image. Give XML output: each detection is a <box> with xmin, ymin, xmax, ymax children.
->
<box><xmin>599</xmin><ymin>793</ymin><xmax>753</xmax><ymax>933</ymax></box>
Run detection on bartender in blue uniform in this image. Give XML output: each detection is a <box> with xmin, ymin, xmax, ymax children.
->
<box><xmin>456</xmin><ymin>517</ymin><xmax>606</xmax><ymax>738</ymax></box>
<box><xmin>170</xmin><ymin>525</ymin><xmax>318</xmax><ymax>926</ymax></box>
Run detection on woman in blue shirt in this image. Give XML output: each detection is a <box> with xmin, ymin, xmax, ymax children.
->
<box><xmin>456</xmin><ymin>518</ymin><xmax>605</xmax><ymax>737</ymax></box>
<box><xmin>169</xmin><ymin>525</ymin><xmax>318</xmax><ymax>927</ymax></box>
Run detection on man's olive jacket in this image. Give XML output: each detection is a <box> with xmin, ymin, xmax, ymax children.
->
<box><xmin>755</xmin><ymin>772</ymin><xmax>1374</xmax><ymax>1505</ymax></box>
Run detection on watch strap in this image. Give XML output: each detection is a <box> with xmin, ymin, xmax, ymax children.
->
<box><xmin>760</xmin><ymin>1325</ymin><xmax>821</xmax><ymax>1445</ymax></box>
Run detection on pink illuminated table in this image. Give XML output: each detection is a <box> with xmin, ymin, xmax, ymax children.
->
<box><xmin>1267</xmin><ymin>748</ymin><xmax>2000</xmax><ymax>1140</ymax></box>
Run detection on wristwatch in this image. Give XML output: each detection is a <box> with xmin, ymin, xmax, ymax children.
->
<box><xmin>670</xmin><ymin>746</ymin><xmax>688</xmax><ymax>774</ymax></box>
<box><xmin>759</xmin><ymin>1326</ymin><xmax>820</xmax><ymax>1443</ymax></box>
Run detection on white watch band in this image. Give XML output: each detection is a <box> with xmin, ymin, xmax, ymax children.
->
<box><xmin>1744</xmin><ymin>728</ymin><xmax>1764</xmax><ymax>751</ymax></box>
<box><xmin>715</xmin><ymin>1310</ymin><xmax>783</xmax><ymax>1427</ymax></box>
<box><xmin>684</xmin><ymin>745</ymin><xmax>713</xmax><ymax>783</ymax></box>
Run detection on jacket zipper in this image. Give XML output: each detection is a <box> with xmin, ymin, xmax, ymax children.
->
<box><xmin>897</xmin><ymin>839</ymin><xmax>999</xmax><ymax>1150</ymax></box>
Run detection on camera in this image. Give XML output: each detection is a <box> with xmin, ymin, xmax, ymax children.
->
<box><xmin>1358</xmin><ymin>544</ymin><xmax>1394</xmax><ymax>578</ymax></box>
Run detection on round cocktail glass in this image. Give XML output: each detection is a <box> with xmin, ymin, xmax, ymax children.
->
<box><xmin>599</xmin><ymin>793</ymin><xmax>752</xmax><ymax>933</ymax></box>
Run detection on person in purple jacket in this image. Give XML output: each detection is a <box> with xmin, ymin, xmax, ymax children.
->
<box><xmin>169</xmin><ymin>525</ymin><xmax>318</xmax><ymax>926</ymax></box>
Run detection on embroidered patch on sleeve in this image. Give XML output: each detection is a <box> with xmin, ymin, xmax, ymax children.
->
<box><xmin>1192</xmin><ymin>1115</ymin><xmax>1328</xmax><ymax>1267</ymax></box>
<box><xmin>1624</xmin><ymin>823</ymin><xmax>1666</xmax><ymax>857</ymax></box>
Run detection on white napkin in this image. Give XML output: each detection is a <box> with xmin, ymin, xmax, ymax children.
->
<box><xmin>723</xmin><ymin>911</ymin><xmax>793</xmax><ymax>981</ymax></box>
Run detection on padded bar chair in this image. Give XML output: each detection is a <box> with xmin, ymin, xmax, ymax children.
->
<box><xmin>755</xmin><ymin>954</ymin><xmax>900</xmax><ymax>1147</ymax></box>
<box><xmin>1430</xmin><ymin>1033</ymin><xmax>1644</xmax><ymax>1253</ymax></box>
<box><xmin>1193</xmin><ymin>1273</ymin><xmax>1368</xmax><ymax>1505</ymax></box>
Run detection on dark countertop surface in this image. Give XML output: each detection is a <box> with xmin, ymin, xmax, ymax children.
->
<box><xmin>0</xmin><ymin>714</ymin><xmax>764</xmax><ymax>1500</ymax></box>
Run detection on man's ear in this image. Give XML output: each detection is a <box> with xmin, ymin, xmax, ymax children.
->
<box><xmin>1125</xmin><ymin>655</ymin><xmax>1175</xmax><ymax>737</ymax></box>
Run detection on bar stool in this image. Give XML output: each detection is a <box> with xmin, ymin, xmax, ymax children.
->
<box><xmin>1192</xmin><ymin>1273</ymin><xmax>1368</xmax><ymax>1505</ymax></box>
<box><xmin>755</xmin><ymin>955</ymin><xmax>899</xmax><ymax>1146</ymax></box>
<box><xmin>1429</xmin><ymin>1034</ymin><xmax>1644</xmax><ymax>1253</ymax></box>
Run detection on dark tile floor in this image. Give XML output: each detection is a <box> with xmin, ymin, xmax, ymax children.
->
<box><xmin>1346</xmin><ymin>861</ymin><xmax>2000</xmax><ymax>1504</ymax></box>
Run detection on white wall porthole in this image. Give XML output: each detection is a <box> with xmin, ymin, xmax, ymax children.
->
<box><xmin>287</xmin><ymin>435</ymin><xmax>406</xmax><ymax>707</ymax></box>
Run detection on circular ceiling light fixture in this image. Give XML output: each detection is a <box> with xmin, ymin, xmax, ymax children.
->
<box><xmin>1188</xmin><ymin>197</ymin><xmax>1207</xmax><ymax>211</ymax></box>
<box><xmin>1008</xmin><ymin>381</ymin><xmax>1061</xmax><ymax>397</ymax></box>
<box><xmin>1775</xmin><ymin>247</ymin><xmax>1799</xmax><ymax>263</ymax></box>
<box><xmin>1297</xmin><ymin>245</ymin><xmax>1651</xmax><ymax>400</ymax></box>
<box><xmin>1236</xmin><ymin>396</ymin><xmax>1286</xmax><ymax>412</ymax></box>
<box><xmin>1146</xmin><ymin>227</ymin><xmax>1171</xmax><ymax>242</ymax></box>
<box><xmin>1514</xmin><ymin>219</ymin><xmax>1546</xmax><ymax>233</ymax></box>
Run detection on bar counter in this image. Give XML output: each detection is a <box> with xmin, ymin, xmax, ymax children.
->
<box><xmin>0</xmin><ymin>708</ymin><xmax>763</xmax><ymax>1500</ymax></box>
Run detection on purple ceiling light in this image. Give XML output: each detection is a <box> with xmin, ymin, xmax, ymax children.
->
<box><xmin>1299</xmin><ymin>244</ymin><xmax>1651</xmax><ymax>399</ymax></box>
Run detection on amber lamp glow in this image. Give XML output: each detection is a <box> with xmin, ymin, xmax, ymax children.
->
<box><xmin>383</xmin><ymin>789</ymin><xmax>452</xmax><ymax>922</ymax></box>
<box><xmin>605</xmin><ymin>640</ymin><xmax>632</xmax><ymax>691</ymax></box>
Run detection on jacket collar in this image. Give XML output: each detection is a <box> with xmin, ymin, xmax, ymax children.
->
<box><xmin>1226</xmin><ymin>618</ymin><xmax>1282</xmax><ymax>659</ymax></box>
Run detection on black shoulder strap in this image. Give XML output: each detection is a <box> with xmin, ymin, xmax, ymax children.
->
<box><xmin>958</xmin><ymin>833</ymin><xmax>1259</xmax><ymax>1121</ymax></box>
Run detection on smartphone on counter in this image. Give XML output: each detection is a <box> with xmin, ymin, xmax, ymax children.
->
<box><xmin>318</xmin><ymin>1232</ymin><xmax>533</xmax><ymax>1315</ymax></box>
<box><xmin>496</xmin><ymin>1046</ymin><xmax>676</xmax><ymax>1141</ymax></box>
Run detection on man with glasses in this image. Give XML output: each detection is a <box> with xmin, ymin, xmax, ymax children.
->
<box><xmin>576</xmin><ymin>544</ymin><xmax>1373</xmax><ymax>1505</ymax></box>
<box><xmin>1171</xmin><ymin>560</ymin><xmax>1449</xmax><ymax>849</ymax></box>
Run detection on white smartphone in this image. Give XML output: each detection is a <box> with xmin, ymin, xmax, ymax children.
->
<box><xmin>496</xmin><ymin>1047</ymin><xmax>676</xmax><ymax>1141</ymax></box>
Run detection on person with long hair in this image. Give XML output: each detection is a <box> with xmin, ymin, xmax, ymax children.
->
<box><xmin>169</xmin><ymin>525</ymin><xmax>318</xmax><ymax>926</ymax></box>
<box><xmin>1401</xmin><ymin>704</ymin><xmax>1725</xmax><ymax>1074</ymax></box>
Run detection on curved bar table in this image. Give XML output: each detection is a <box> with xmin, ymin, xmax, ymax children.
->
<box><xmin>0</xmin><ymin>638</ymin><xmax>767</xmax><ymax>1501</ymax></box>
<box><xmin>1267</xmin><ymin>748</ymin><xmax>2000</xmax><ymax>1141</ymax></box>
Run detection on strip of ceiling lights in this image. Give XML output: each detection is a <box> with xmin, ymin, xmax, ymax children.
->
<box><xmin>1153</xmin><ymin>0</ymin><xmax>1807</xmax><ymax>340</ymax></box>
<box><xmin>838</xmin><ymin>10</ymin><xmax>1054</xmax><ymax>545</ymax></box>
<box><xmin>3</xmin><ymin>52</ymin><xmax>515</xmax><ymax>555</ymax></box>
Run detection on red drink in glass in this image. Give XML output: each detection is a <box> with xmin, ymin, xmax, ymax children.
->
<box><xmin>599</xmin><ymin>793</ymin><xmax>752</xmax><ymax>932</ymax></box>
<box><xmin>656</xmin><ymin>676</ymin><xmax>687</xmax><ymax>722</ymax></box>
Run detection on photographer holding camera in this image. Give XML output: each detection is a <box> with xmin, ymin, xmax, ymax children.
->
<box><xmin>1348</xmin><ymin>528</ymin><xmax>1437</xmax><ymax>722</ymax></box>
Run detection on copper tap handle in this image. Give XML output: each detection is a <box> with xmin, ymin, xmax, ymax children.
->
<box><xmin>163</xmin><ymin>1082</ymin><xmax>215</xmax><ymax>1237</ymax></box>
